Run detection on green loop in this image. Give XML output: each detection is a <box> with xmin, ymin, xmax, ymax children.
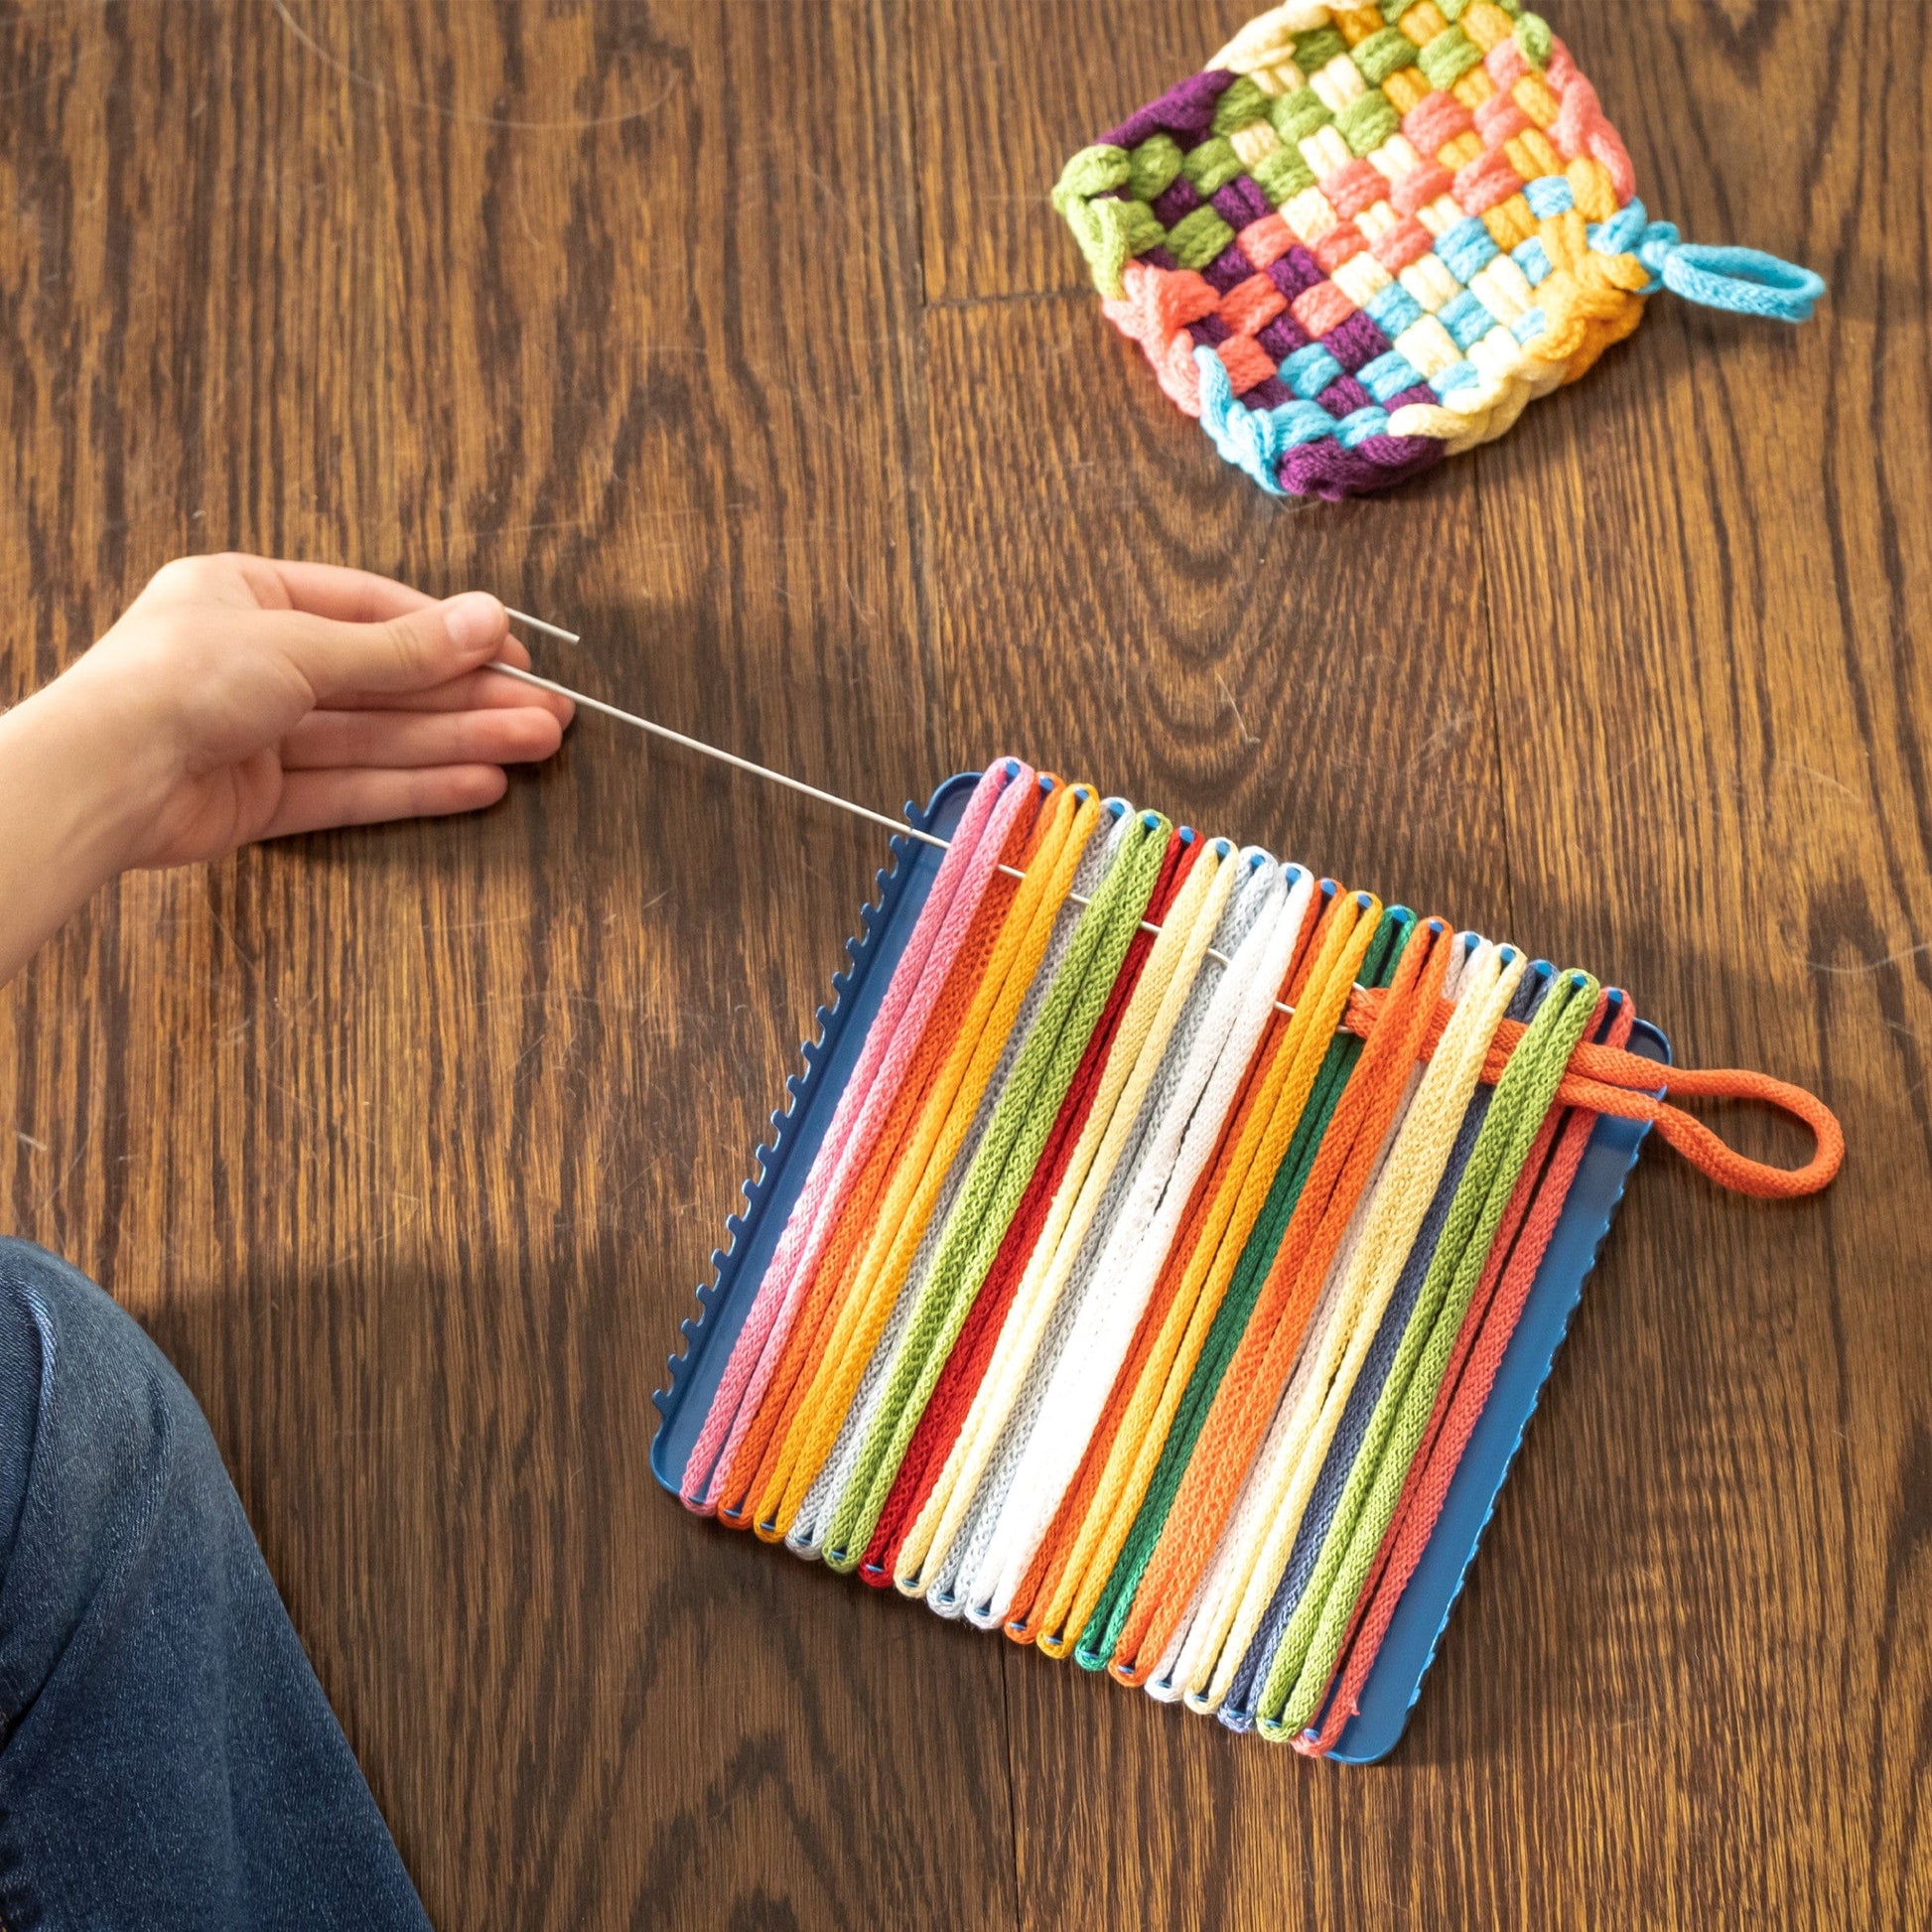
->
<box><xmin>1418</xmin><ymin>25</ymin><xmax>1481</xmax><ymax>91</ymax></box>
<box><xmin>1166</xmin><ymin>205</ymin><xmax>1236</xmax><ymax>274</ymax></box>
<box><xmin>1211</xmin><ymin>74</ymin><xmax>1272</xmax><ymax>137</ymax></box>
<box><xmin>1126</xmin><ymin>133</ymin><xmax>1183</xmax><ymax>203</ymax></box>
<box><xmin>1271</xmin><ymin>84</ymin><xmax>1333</xmax><ymax>143</ymax></box>
<box><xmin>1352</xmin><ymin>25</ymin><xmax>1421</xmax><ymax>85</ymax></box>
<box><xmin>1180</xmin><ymin>134</ymin><xmax>1245</xmax><ymax>197</ymax></box>
<box><xmin>1054</xmin><ymin>147</ymin><xmax>1170</xmax><ymax>297</ymax></box>
<box><xmin>1336</xmin><ymin>89</ymin><xmax>1400</xmax><ymax>159</ymax></box>
<box><xmin>1050</xmin><ymin>143</ymin><xmax>1130</xmax><ymax>209</ymax></box>
<box><xmin>1075</xmin><ymin>911</ymin><xmax>1413</xmax><ymax>1669</ymax></box>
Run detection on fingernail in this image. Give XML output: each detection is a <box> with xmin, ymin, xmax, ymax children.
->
<box><xmin>443</xmin><ymin>592</ymin><xmax>504</xmax><ymax>655</ymax></box>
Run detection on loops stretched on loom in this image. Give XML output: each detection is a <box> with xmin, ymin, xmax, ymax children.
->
<box><xmin>674</xmin><ymin>759</ymin><xmax>1843</xmax><ymax>1752</ymax></box>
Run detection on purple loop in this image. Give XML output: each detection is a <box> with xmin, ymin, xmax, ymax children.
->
<box><xmin>1098</xmin><ymin>68</ymin><xmax>1237</xmax><ymax>152</ymax></box>
<box><xmin>1322</xmin><ymin>309</ymin><xmax>1392</xmax><ymax>374</ymax></box>
<box><xmin>1257</xmin><ymin>314</ymin><xmax>1313</xmax><ymax>361</ymax></box>
<box><xmin>1151</xmin><ymin>176</ymin><xmax>1203</xmax><ymax>227</ymax></box>
<box><xmin>1315</xmin><ymin>375</ymin><xmax>1376</xmax><ymax>419</ymax></box>
<box><xmin>1386</xmin><ymin>380</ymin><xmax>1440</xmax><ymax>414</ymax></box>
<box><xmin>1267</xmin><ymin>246</ymin><xmax>1327</xmax><ymax>302</ymax></box>
<box><xmin>1203</xmin><ymin>242</ymin><xmax>1258</xmax><ymax>295</ymax></box>
<box><xmin>1211</xmin><ymin>175</ymin><xmax>1274</xmax><ymax>231</ymax></box>
<box><xmin>1277</xmin><ymin>434</ymin><xmax>1447</xmax><ymax>501</ymax></box>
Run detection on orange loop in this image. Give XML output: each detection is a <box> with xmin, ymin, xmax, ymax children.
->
<box><xmin>1343</xmin><ymin>987</ymin><xmax>1843</xmax><ymax>1200</ymax></box>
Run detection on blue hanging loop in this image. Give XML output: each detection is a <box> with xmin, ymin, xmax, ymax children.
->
<box><xmin>1635</xmin><ymin>218</ymin><xmax>1827</xmax><ymax>324</ymax></box>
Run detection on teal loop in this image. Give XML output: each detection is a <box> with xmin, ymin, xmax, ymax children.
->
<box><xmin>1658</xmin><ymin>244</ymin><xmax>1826</xmax><ymax>322</ymax></box>
<box><xmin>1588</xmin><ymin>197</ymin><xmax>1825</xmax><ymax>322</ymax></box>
<box><xmin>1590</xmin><ymin>198</ymin><xmax>1651</xmax><ymax>259</ymax></box>
<box><xmin>1637</xmin><ymin>223</ymin><xmax>1827</xmax><ymax>323</ymax></box>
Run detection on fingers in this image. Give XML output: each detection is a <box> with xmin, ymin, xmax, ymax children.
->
<box><xmin>327</xmin><ymin>652</ymin><xmax>574</xmax><ymax>724</ymax></box>
<box><xmin>135</xmin><ymin>554</ymin><xmax>441</xmax><ymax>622</ymax></box>
<box><xmin>268</xmin><ymin>591</ymin><xmax>509</xmax><ymax>703</ymax></box>
<box><xmin>261</xmin><ymin>763</ymin><xmax>511</xmax><ymax>841</ymax></box>
<box><xmin>255</xmin><ymin>560</ymin><xmax>441</xmax><ymax>623</ymax></box>
<box><xmin>138</xmin><ymin>553</ymin><xmax>529</xmax><ymax>633</ymax></box>
<box><xmin>281</xmin><ymin>704</ymin><xmax>565</xmax><ymax>771</ymax></box>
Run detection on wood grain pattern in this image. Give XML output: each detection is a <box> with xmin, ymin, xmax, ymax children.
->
<box><xmin>1</xmin><ymin>1</ymin><xmax>1926</xmax><ymax>1927</ymax></box>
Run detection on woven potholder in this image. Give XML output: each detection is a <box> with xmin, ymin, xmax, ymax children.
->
<box><xmin>1053</xmin><ymin>1</ymin><xmax>1824</xmax><ymax>500</ymax></box>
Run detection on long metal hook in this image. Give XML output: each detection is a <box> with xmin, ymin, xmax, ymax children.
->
<box><xmin>489</xmin><ymin>616</ymin><xmax>1406</xmax><ymax>1019</ymax></box>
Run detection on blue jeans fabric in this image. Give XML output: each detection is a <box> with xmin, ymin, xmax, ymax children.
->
<box><xmin>0</xmin><ymin>1238</ymin><xmax>430</xmax><ymax>1931</ymax></box>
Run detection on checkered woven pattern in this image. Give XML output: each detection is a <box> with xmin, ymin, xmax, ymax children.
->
<box><xmin>1054</xmin><ymin>1</ymin><xmax>1669</xmax><ymax>499</ymax></box>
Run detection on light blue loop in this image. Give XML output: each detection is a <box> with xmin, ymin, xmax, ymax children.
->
<box><xmin>1194</xmin><ymin>345</ymin><xmax>1342</xmax><ymax>496</ymax></box>
<box><xmin>1613</xmin><ymin>200</ymin><xmax>1827</xmax><ymax>322</ymax></box>
<box><xmin>1652</xmin><ymin>241</ymin><xmax>1827</xmax><ymax>322</ymax></box>
<box><xmin>1590</xmin><ymin>197</ymin><xmax>1652</xmax><ymax>260</ymax></box>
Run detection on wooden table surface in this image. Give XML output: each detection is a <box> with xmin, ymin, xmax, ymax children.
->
<box><xmin>2</xmin><ymin>2</ymin><xmax>1927</xmax><ymax>1926</ymax></box>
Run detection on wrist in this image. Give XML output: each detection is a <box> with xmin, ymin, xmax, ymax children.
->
<box><xmin>0</xmin><ymin>664</ymin><xmax>177</xmax><ymax>885</ymax></box>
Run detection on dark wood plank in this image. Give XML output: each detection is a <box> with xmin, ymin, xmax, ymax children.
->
<box><xmin>921</xmin><ymin>294</ymin><xmax>1512</xmax><ymax>917</ymax></box>
<box><xmin>0</xmin><ymin>3</ymin><xmax>1014</xmax><ymax>1928</ymax></box>
<box><xmin>1467</xmin><ymin>1</ymin><xmax>1932</xmax><ymax>1923</ymax></box>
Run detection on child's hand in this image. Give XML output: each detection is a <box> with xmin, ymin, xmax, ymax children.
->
<box><xmin>0</xmin><ymin>554</ymin><xmax>576</xmax><ymax>988</ymax></box>
<box><xmin>46</xmin><ymin>553</ymin><xmax>573</xmax><ymax>870</ymax></box>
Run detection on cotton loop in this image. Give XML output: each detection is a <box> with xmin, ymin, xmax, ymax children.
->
<box><xmin>969</xmin><ymin>862</ymin><xmax>1319</xmax><ymax>1627</ymax></box>
<box><xmin>783</xmin><ymin>810</ymin><xmax>1140</xmax><ymax>1562</ymax></box>
<box><xmin>1341</xmin><ymin>987</ymin><xmax>1844</xmax><ymax>1197</ymax></box>
<box><xmin>793</xmin><ymin>792</ymin><xmax>1119</xmax><ymax>1558</ymax></box>
<box><xmin>1638</xmin><ymin>228</ymin><xmax>1827</xmax><ymax>323</ymax></box>
<box><xmin>680</xmin><ymin>761</ymin><xmax>1032</xmax><ymax>1512</ymax></box>
<box><xmin>860</xmin><ymin>833</ymin><xmax>1233</xmax><ymax>1589</ymax></box>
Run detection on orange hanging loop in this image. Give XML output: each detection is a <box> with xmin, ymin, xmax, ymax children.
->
<box><xmin>1342</xmin><ymin>984</ymin><xmax>1844</xmax><ymax>1200</ymax></box>
<box><xmin>1546</xmin><ymin>1060</ymin><xmax>1845</xmax><ymax>1199</ymax></box>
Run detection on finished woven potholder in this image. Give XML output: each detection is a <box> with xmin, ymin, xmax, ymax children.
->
<box><xmin>1053</xmin><ymin>1</ymin><xmax>1826</xmax><ymax>500</ymax></box>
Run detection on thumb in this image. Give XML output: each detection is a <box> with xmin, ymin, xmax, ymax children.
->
<box><xmin>269</xmin><ymin>591</ymin><xmax>508</xmax><ymax>703</ymax></box>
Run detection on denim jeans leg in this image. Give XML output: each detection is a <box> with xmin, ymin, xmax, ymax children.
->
<box><xmin>0</xmin><ymin>1237</ymin><xmax>432</xmax><ymax>1931</ymax></box>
